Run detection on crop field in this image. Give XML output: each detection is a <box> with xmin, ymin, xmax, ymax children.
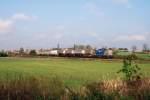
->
<box><xmin>0</xmin><ymin>57</ymin><xmax>150</xmax><ymax>87</ymax></box>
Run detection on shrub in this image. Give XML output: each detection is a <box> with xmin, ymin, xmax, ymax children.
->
<box><xmin>0</xmin><ymin>51</ymin><xmax>8</xmax><ymax>57</ymax></box>
<box><xmin>117</xmin><ymin>54</ymin><xmax>141</xmax><ymax>82</ymax></box>
<box><xmin>29</xmin><ymin>50</ymin><xmax>37</xmax><ymax>56</ymax></box>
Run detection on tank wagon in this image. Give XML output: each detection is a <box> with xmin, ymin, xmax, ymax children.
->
<box><xmin>58</xmin><ymin>49</ymin><xmax>96</xmax><ymax>58</ymax></box>
<box><xmin>37</xmin><ymin>48</ymin><xmax>113</xmax><ymax>58</ymax></box>
<box><xmin>49</xmin><ymin>50</ymin><xmax>59</xmax><ymax>56</ymax></box>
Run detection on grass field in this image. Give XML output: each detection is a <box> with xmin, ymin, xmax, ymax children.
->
<box><xmin>0</xmin><ymin>57</ymin><xmax>150</xmax><ymax>87</ymax></box>
<box><xmin>117</xmin><ymin>51</ymin><xmax>150</xmax><ymax>60</ymax></box>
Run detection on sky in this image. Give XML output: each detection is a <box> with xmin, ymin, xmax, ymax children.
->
<box><xmin>0</xmin><ymin>0</ymin><xmax>150</xmax><ymax>50</ymax></box>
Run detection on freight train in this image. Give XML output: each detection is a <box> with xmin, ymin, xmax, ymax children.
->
<box><xmin>37</xmin><ymin>48</ymin><xmax>113</xmax><ymax>58</ymax></box>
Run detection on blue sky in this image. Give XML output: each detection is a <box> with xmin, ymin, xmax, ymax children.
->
<box><xmin>0</xmin><ymin>0</ymin><xmax>150</xmax><ymax>50</ymax></box>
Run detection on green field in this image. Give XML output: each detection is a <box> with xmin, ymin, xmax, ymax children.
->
<box><xmin>0</xmin><ymin>57</ymin><xmax>150</xmax><ymax>87</ymax></box>
<box><xmin>117</xmin><ymin>51</ymin><xmax>150</xmax><ymax>60</ymax></box>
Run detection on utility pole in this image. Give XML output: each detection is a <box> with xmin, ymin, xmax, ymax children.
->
<box><xmin>57</xmin><ymin>43</ymin><xmax>60</xmax><ymax>50</ymax></box>
<box><xmin>74</xmin><ymin>44</ymin><xmax>76</xmax><ymax>50</ymax></box>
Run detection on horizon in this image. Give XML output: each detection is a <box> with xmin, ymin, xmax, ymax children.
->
<box><xmin>0</xmin><ymin>44</ymin><xmax>145</xmax><ymax>52</ymax></box>
<box><xmin>0</xmin><ymin>0</ymin><xmax>150</xmax><ymax>50</ymax></box>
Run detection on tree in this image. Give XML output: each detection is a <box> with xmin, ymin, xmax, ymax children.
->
<box><xmin>57</xmin><ymin>43</ymin><xmax>60</xmax><ymax>50</ymax></box>
<box><xmin>143</xmin><ymin>43</ymin><xmax>149</xmax><ymax>52</ymax></box>
<box><xmin>73</xmin><ymin>44</ymin><xmax>92</xmax><ymax>50</ymax></box>
<box><xmin>131</xmin><ymin>45</ymin><xmax>137</xmax><ymax>53</ymax></box>
<box><xmin>86</xmin><ymin>45</ymin><xmax>92</xmax><ymax>49</ymax></box>
<box><xmin>0</xmin><ymin>51</ymin><xmax>8</xmax><ymax>57</ymax></box>
<box><xmin>19</xmin><ymin>47</ymin><xmax>24</xmax><ymax>55</ymax></box>
<box><xmin>73</xmin><ymin>44</ymin><xmax>76</xmax><ymax>50</ymax></box>
<box><xmin>73</xmin><ymin>44</ymin><xmax>85</xmax><ymax>50</ymax></box>
<box><xmin>29</xmin><ymin>50</ymin><xmax>37</xmax><ymax>56</ymax></box>
<box><xmin>113</xmin><ymin>50</ymin><xmax>119</xmax><ymax>56</ymax></box>
<box><xmin>117</xmin><ymin>54</ymin><xmax>141</xmax><ymax>81</ymax></box>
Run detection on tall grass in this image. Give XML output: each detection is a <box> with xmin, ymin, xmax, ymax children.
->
<box><xmin>0</xmin><ymin>74</ymin><xmax>150</xmax><ymax>100</ymax></box>
<box><xmin>0</xmin><ymin>75</ymin><xmax>65</xmax><ymax>100</ymax></box>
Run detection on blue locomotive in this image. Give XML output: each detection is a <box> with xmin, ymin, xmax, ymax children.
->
<box><xmin>95</xmin><ymin>48</ymin><xmax>107</xmax><ymax>57</ymax></box>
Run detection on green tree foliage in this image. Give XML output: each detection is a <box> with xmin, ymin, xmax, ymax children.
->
<box><xmin>113</xmin><ymin>50</ymin><xmax>119</xmax><ymax>56</ymax></box>
<box><xmin>73</xmin><ymin>44</ymin><xmax>92</xmax><ymax>50</ymax></box>
<box><xmin>29</xmin><ymin>50</ymin><xmax>37</xmax><ymax>56</ymax></box>
<box><xmin>143</xmin><ymin>43</ymin><xmax>149</xmax><ymax>52</ymax></box>
<box><xmin>86</xmin><ymin>45</ymin><xmax>92</xmax><ymax>49</ymax></box>
<box><xmin>131</xmin><ymin>45</ymin><xmax>137</xmax><ymax>53</ymax></box>
<box><xmin>19</xmin><ymin>47</ymin><xmax>24</xmax><ymax>55</ymax></box>
<box><xmin>117</xmin><ymin>54</ymin><xmax>141</xmax><ymax>81</ymax></box>
<box><xmin>0</xmin><ymin>51</ymin><xmax>8</xmax><ymax>57</ymax></box>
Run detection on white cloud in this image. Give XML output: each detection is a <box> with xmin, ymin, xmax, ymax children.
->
<box><xmin>115</xmin><ymin>34</ymin><xmax>146</xmax><ymax>42</ymax></box>
<box><xmin>84</xmin><ymin>2</ymin><xmax>104</xmax><ymax>16</ymax></box>
<box><xmin>12</xmin><ymin>13</ymin><xmax>37</xmax><ymax>21</ymax></box>
<box><xmin>112</xmin><ymin>0</ymin><xmax>128</xmax><ymax>4</ymax></box>
<box><xmin>88</xmin><ymin>32</ymin><xmax>99</xmax><ymax>37</ymax></box>
<box><xmin>112</xmin><ymin>0</ymin><xmax>131</xmax><ymax>8</ymax></box>
<box><xmin>0</xmin><ymin>20</ymin><xmax>13</xmax><ymax>33</ymax></box>
<box><xmin>0</xmin><ymin>13</ymin><xmax>37</xmax><ymax>33</ymax></box>
<box><xmin>145</xmin><ymin>32</ymin><xmax>150</xmax><ymax>36</ymax></box>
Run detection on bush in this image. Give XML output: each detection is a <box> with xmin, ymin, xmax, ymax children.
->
<box><xmin>117</xmin><ymin>54</ymin><xmax>141</xmax><ymax>82</ymax></box>
<box><xmin>29</xmin><ymin>50</ymin><xmax>37</xmax><ymax>56</ymax></box>
<box><xmin>0</xmin><ymin>52</ymin><xmax>8</xmax><ymax>57</ymax></box>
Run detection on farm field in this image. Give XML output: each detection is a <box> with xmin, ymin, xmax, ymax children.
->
<box><xmin>0</xmin><ymin>57</ymin><xmax>150</xmax><ymax>87</ymax></box>
<box><xmin>117</xmin><ymin>51</ymin><xmax>150</xmax><ymax>60</ymax></box>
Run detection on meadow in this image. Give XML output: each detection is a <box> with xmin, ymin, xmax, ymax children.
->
<box><xmin>0</xmin><ymin>57</ymin><xmax>150</xmax><ymax>88</ymax></box>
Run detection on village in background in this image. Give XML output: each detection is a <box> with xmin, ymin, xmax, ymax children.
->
<box><xmin>0</xmin><ymin>43</ymin><xmax>150</xmax><ymax>60</ymax></box>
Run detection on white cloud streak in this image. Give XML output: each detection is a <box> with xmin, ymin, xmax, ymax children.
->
<box><xmin>115</xmin><ymin>34</ymin><xmax>146</xmax><ymax>42</ymax></box>
<box><xmin>0</xmin><ymin>20</ymin><xmax>13</xmax><ymax>33</ymax></box>
<box><xmin>112</xmin><ymin>0</ymin><xmax>128</xmax><ymax>5</ymax></box>
<box><xmin>12</xmin><ymin>13</ymin><xmax>37</xmax><ymax>21</ymax></box>
<box><xmin>112</xmin><ymin>0</ymin><xmax>131</xmax><ymax>8</ymax></box>
<box><xmin>0</xmin><ymin>13</ymin><xmax>37</xmax><ymax>33</ymax></box>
